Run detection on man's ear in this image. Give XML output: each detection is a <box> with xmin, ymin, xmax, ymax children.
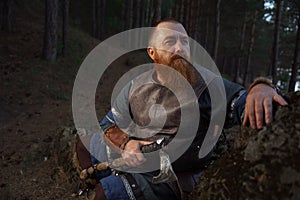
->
<box><xmin>147</xmin><ymin>47</ymin><xmax>155</xmax><ymax>61</ymax></box>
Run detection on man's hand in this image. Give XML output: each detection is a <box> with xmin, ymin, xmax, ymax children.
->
<box><xmin>121</xmin><ymin>140</ymin><xmax>153</xmax><ymax>167</ymax></box>
<box><xmin>243</xmin><ymin>83</ymin><xmax>288</xmax><ymax>129</ymax></box>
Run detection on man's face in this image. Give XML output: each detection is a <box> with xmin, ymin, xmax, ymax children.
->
<box><xmin>147</xmin><ymin>22</ymin><xmax>195</xmax><ymax>85</ymax></box>
<box><xmin>148</xmin><ymin>22</ymin><xmax>191</xmax><ymax>64</ymax></box>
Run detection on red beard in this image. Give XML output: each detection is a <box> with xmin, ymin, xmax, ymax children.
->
<box><xmin>168</xmin><ymin>54</ymin><xmax>197</xmax><ymax>86</ymax></box>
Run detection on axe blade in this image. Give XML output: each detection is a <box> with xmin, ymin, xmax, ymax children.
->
<box><xmin>152</xmin><ymin>149</ymin><xmax>178</xmax><ymax>184</ymax></box>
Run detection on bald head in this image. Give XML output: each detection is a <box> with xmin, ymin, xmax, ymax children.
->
<box><xmin>148</xmin><ymin>20</ymin><xmax>188</xmax><ymax>47</ymax></box>
<box><xmin>147</xmin><ymin>19</ymin><xmax>191</xmax><ymax>64</ymax></box>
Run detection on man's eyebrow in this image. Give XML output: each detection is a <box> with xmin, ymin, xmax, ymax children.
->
<box><xmin>180</xmin><ymin>36</ymin><xmax>189</xmax><ymax>41</ymax></box>
<box><xmin>163</xmin><ymin>36</ymin><xmax>176</xmax><ymax>41</ymax></box>
<box><xmin>162</xmin><ymin>35</ymin><xmax>188</xmax><ymax>41</ymax></box>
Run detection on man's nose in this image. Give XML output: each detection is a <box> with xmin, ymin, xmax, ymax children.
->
<box><xmin>174</xmin><ymin>40</ymin><xmax>183</xmax><ymax>54</ymax></box>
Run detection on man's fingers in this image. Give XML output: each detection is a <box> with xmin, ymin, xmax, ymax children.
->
<box><xmin>254</xmin><ymin>100</ymin><xmax>264</xmax><ymax>129</ymax></box>
<box><xmin>273</xmin><ymin>94</ymin><xmax>288</xmax><ymax>106</ymax></box>
<box><xmin>242</xmin><ymin>100</ymin><xmax>251</xmax><ymax>127</ymax></box>
<box><xmin>263</xmin><ymin>98</ymin><xmax>273</xmax><ymax>124</ymax></box>
<box><xmin>136</xmin><ymin>153</ymin><xmax>146</xmax><ymax>162</ymax></box>
<box><xmin>242</xmin><ymin>111</ymin><xmax>248</xmax><ymax>126</ymax></box>
<box><xmin>139</xmin><ymin>141</ymin><xmax>154</xmax><ymax>146</ymax></box>
<box><xmin>247</xmin><ymin>96</ymin><xmax>256</xmax><ymax>129</ymax></box>
<box><xmin>249</xmin><ymin>109</ymin><xmax>256</xmax><ymax>129</ymax></box>
<box><xmin>122</xmin><ymin>151</ymin><xmax>145</xmax><ymax>167</ymax></box>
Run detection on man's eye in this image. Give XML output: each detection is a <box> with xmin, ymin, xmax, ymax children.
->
<box><xmin>182</xmin><ymin>39</ymin><xmax>189</xmax><ymax>45</ymax></box>
<box><xmin>165</xmin><ymin>40</ymin><xmax>175</xmax><ymax>45</ymax></box>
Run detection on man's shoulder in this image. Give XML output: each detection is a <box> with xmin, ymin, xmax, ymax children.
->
<box><xmin>193</xmin><ymin>64</ymin><xmax>245</xmax><ymax>97</ymax></box>
<box><xmin>193</xmin><ymin>64</ymin><xmax>220</xmax><ymax>83</ymax></box>
<box><xmin>193</xmin><ymin>64</ymin><xmax>221</xmax><ymax>96</ymax></box>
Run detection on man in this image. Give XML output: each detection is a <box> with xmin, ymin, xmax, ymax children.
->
<box><xmin>77</xmin><ymin>19</ymin><xmax>288</xmax><ymax>200</ymax></box>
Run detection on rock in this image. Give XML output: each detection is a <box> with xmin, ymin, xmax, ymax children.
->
<box><xmin>190</xmin><ymin>91</ymin><xmax>300</xmax><ymax>200</ymax></box>
<box><xmin>51</xmin><ymin>127</ymin><xmax>83</xmax><ymax>193</ymax></box>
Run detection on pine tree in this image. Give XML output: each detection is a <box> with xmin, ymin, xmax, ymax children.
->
<box><xmin>62</xmin><ymin>0</ymin><xmax>69</xmax><ymax>57</ymax></box>
<box><xmin>272</xmin><ymin>0</ymin><xmax>284</xmax><ymax>84</ymax></box>
<box><xmin>1</xmin><ymin>0</ymin><xmax>14</xmax><ymax>32</ymax></box>
<box><xmin>288</xmin><ymin>10</ymin><xmax>300</xmax><ymax>92</ymax></box>
<box><xmin>43</xmin><ymin>0</ymin><xmax>58</xmax><ymax>62</ymax></box>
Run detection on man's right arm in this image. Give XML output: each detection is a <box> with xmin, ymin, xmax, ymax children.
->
<box><xmin>99</xmin><ymin>79</ymin><xmax>151</xmax><ymax>166</ymax></box>
<box><xmin>100</xmin><ymin>110</ymin><xmax>151</xmax><ymax>167</ymax></box>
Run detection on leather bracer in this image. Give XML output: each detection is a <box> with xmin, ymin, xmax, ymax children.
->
<box><xmin>103</xmin><ymin>125</ymin><xmax>129</xmax><ymax>153</ymax></box>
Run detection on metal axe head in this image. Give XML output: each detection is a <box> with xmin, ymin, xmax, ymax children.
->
<box><xmin>152</xmin><ymin>149</ymin><xmax>178</xmax><ymax>184</ymax></box>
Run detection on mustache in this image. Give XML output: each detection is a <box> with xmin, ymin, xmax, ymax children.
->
<box><xmin>170</xmin><ymin>54</ymin><xmax>188</xmax><ymax>63</ymax></box>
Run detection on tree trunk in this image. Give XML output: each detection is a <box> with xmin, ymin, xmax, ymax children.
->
<box><xmin>123</xmin><ymin>0</ymin><xmax>132</xmax><ymax>30</ymax></box>
<box><xmin>243</xmin><ymin>10</ymin><xmax>258</xmax><ymax>86</ymax></box>
<box><xmin>133</xmin><ymin>0</ymin><xmax>141</xmax><ymax>28</ymax></box>
<box><xmin>43</xmin><ymin>0</ymin><xmax>58</xmax><ymax>62</ymax></box>
<box><xmin>220</xmin><ymin>55</ymin><xmax>226</xmax><ymax>74</ymax></box>
<box><xmin>188</xmin><ymin>0</ymin><xmax>194</xmax><ymax>36</ymax></box>
<box><xmin>179</xmin><ymin>0</ymin><xmax>185</xmax><ymax>22</ymax></box>
<box><xmin>173</xmin><ymin>0</ymin><xmax>181</xmax><ymax>20</ymax></box>
<box><xmin>183</xmin><ymin>0</ymin><xmax>189</xmax><ymax>30</ymax></box>
<box><xmin>93</xmin><ymin>0</ymin><xmax>106</xmax><ymax>40</ymax></box>
<box><xmin>1</xmin><ymin>0</ymin><xmax>13</xmax><ymax>32</ymax></box>
<box><xmin>234</xmin><ymin>12</ymin><xmax>247</xmax><ymax>83</ymax></box>
<box><xmin>92</xmin><ymin>0</ymin><xmax>97</xmax><ymax>36</ymax></box>
<box><xmin>272</xmin><ymin>0</ymin><xmax>283</xmax><ymax>85</ymax></box>
<box><xmin>145</xmin><ymin>0</ymin><xmax>151</xmax><ymax>26</ymax></box>
<box><xmin>152</xmin><ymin>0</ymin><xmax>162</xmax><ymax>25</ymax></box>
<box><xmin>288</xmin><ymin>14</ymin><xmax>300</xmax><ymax>92</ymax></box>
<box><xmin>0</xmin><ymin>0</ymin><xmax>3</xmax><ymax>29</ymax></box>
<box><xmin>167</xmin><ymin>7</ymin><xmax>172</xmax><ymax>18</ymax></box>
<box><xmin>62</xmin><ymin>0</ymin><xmax>69</xmax><ymax>57</ymax></box>
<box><xmin>140</xmin><ymin>0</ymin><xmax>146</xmax><ymax>27</ymax></box>
<box><xmin>96</xmin><ymin>0</ymin><xmax>101</xmax><ymax>38</ymax></box>
<box><xmin>212</xmin><ymin>0</ymin><xmax>221</xmax><ymax>63</ymax></box>
<box><xmin>204</xmin><ymin>16</ymin><xmax>209</xmax><ymax>50</ymax></box>
<box><xmin>194</xmin><ymin>0</ymin><xmax>201</xmax><ymax>42</ymax></box>
<box><xmin>99</xmin><ymin>0</ymin><xmax>106</xmax><ymax>40</ymax></box>
<box><xmin>129</xmin><ymin>0</ymin><xmax>134</xmax><ymax>28</ymax></box>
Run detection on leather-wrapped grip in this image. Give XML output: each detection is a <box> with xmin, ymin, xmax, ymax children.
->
<box><xmin>103</xmin><ymin>125</ymin><xmax>129</xmax><ymax>153</ymax></box>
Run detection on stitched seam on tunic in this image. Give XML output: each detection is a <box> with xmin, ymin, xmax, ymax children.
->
<box><xmin>120</xmin><ymin>175</ymin><xmax>136</xmax><ymax>200</ymax></box>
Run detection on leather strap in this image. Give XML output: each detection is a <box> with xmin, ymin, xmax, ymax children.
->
<box><xmin>75</xmin><ymin>135</ymin><xmax>93</xmax><ymax>170</ymax></box>
<box><xmin>93</xmin><ymin>183</ymin><xmax>107</xmax><ymax>200</ymax></box>
<box><xmin>122</xmin><ymin>173</ymin><xmax>145</xmax><ymax>200</ymax></box>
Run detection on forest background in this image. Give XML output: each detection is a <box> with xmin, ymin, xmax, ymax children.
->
<box><xmin>0</xmin><ymin>0</ymin><xmax>300</xmax><ymax>199</ymax></box>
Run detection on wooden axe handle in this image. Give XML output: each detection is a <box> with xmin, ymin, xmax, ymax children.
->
<box><xmin>80</xmin><ymin>157</ymin><xmax>126</xmax><ymax>180</ymax></box>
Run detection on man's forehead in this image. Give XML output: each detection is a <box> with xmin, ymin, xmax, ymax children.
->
<box><xmin>148</xmin><ymin>22</ymin><xmax>189</xmax><ymax>46</ymax></box>
<box><xmin>156</xmin><ymin>22</ymin><xmax>188</xmax><ymax>36</ymax></box>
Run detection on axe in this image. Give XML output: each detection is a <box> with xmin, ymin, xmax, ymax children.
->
<box><xmin>80</xmin><ymin>137</ymin><xmax>177</xmax><ymax>184</ymax></box>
